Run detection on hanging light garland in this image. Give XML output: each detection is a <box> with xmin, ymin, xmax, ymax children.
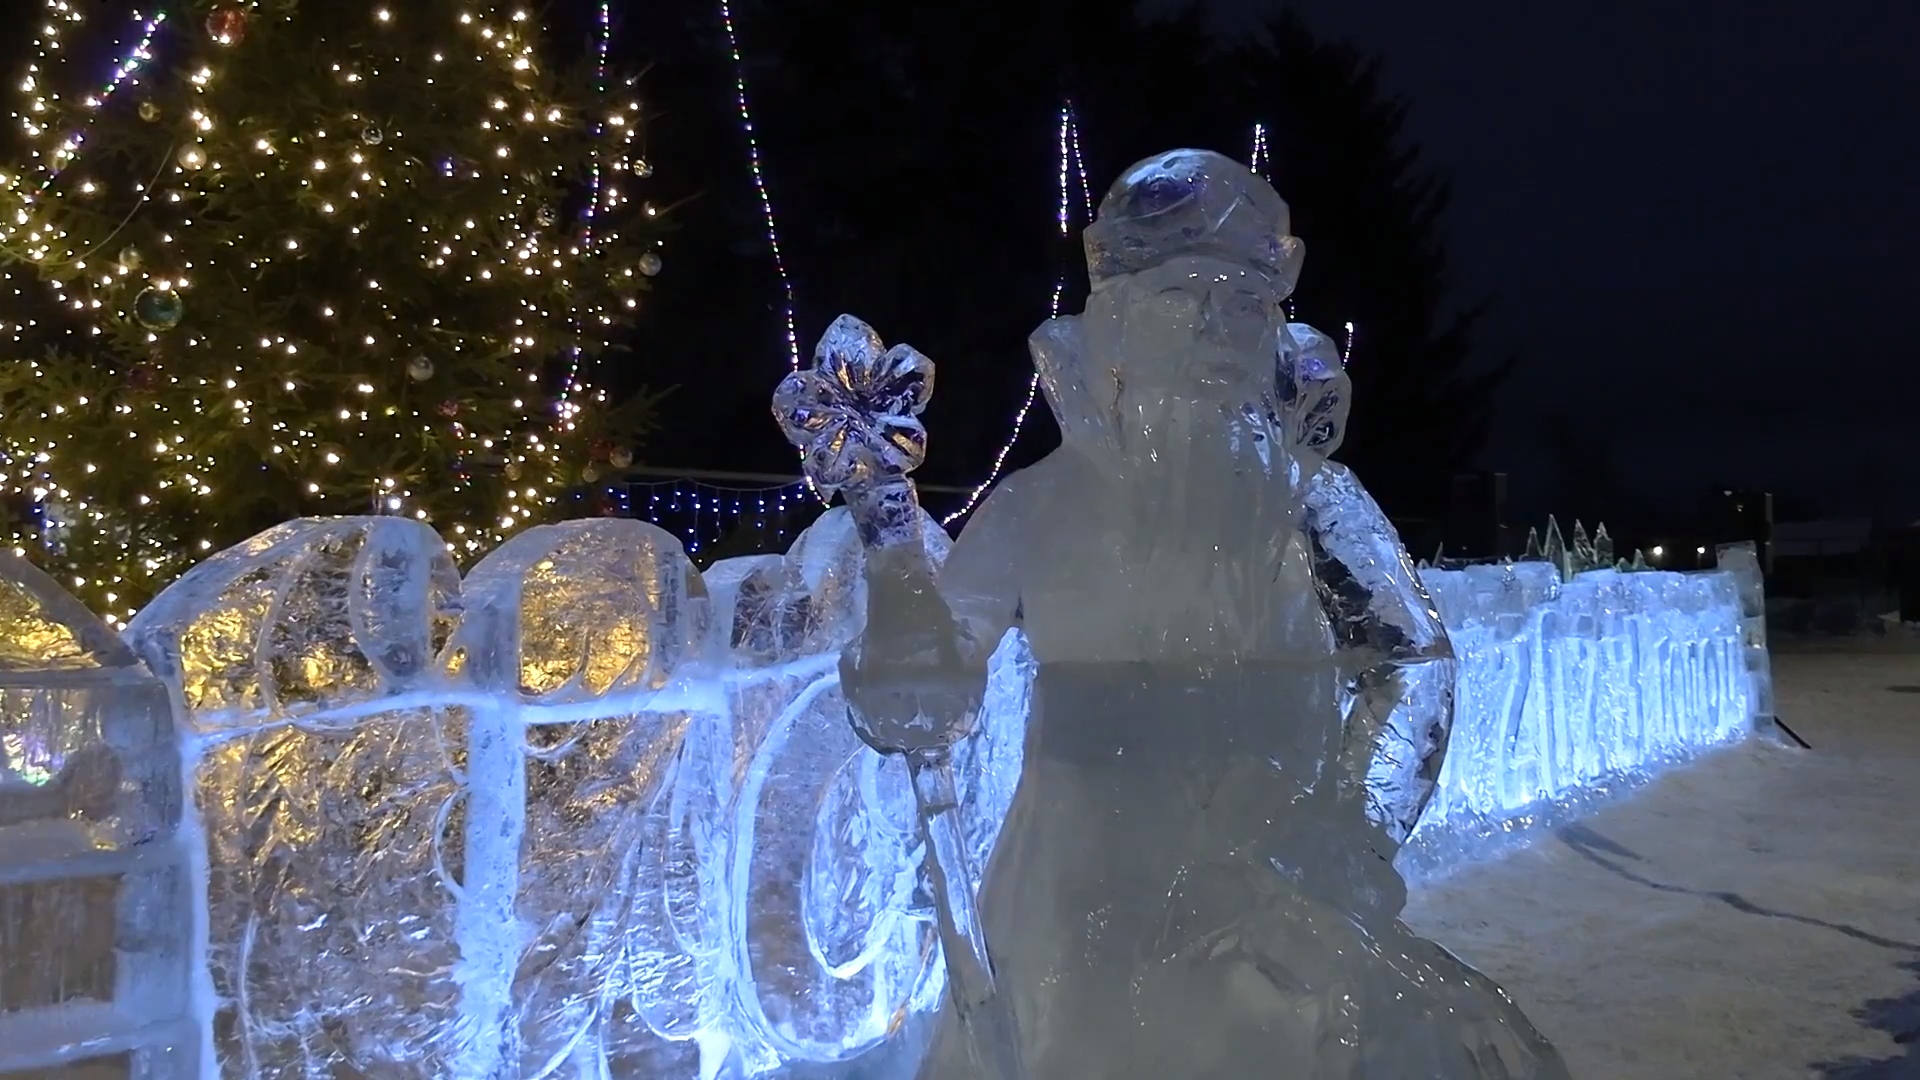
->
<box><xmin>938</xmin><ymin>101</ymin><xmax>1093</xmax><ymax>526</ymax></box>
<box><xmin>620</xmin><ymin>476</ymin><xmax>813</xmax><ymax>556</ymax></box>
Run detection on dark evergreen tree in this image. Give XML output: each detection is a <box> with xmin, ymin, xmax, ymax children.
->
<box><xmin>624</xmin><ymin>1</ymin><xmax>1502</xmax><ymax>521</ymax></box>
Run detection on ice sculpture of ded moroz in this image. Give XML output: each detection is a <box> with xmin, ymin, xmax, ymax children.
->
<box><xmin>827</xmin><ymin>150</ymin><xmax>1572</xmax><ymax>1078</ymax></box>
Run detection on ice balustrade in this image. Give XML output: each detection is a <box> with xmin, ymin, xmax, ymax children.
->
<box><xmin>1401</xmin><ymin>559</ymin><xmax>1757</xmax><ymax>877</ymax></box>
<box><xmin>0</xmin><ymin>508</ymin><xmax>1759</xmax><ymax>1077</ymax></box>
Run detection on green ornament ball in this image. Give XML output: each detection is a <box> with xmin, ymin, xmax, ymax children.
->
<box><xmin>133</xmin><ymin>287</ymin><xmax>184</xmax><ymax>331</ymax></box>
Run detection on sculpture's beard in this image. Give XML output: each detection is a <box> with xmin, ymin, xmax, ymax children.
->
<box><xmin>1103</xmin><ymin>385</ymin><xmax>1302</xmax><ymax>574</ymax></box>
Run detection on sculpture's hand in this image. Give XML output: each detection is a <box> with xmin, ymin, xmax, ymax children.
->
<box><xmin>840</xmin><ymin>536</ymin><xmax>987</xmax><ymax>758</ymax></box>
<box><xmin>771</xmin><ymin>312</ymin><xmax>988</xmax><ymax>754</ymax></box>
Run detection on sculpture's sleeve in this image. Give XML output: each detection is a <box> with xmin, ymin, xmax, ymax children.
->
<box><xmin>1302</xmin><ymin>462</ymin><xmax>1455</xmax><ymax>846</ymax></box>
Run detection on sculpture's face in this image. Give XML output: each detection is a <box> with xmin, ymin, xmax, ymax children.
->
<box><xmin>1083</xmin><ymin>255</ymin><xmax>1283</xmax><ymax>405</ymax></box>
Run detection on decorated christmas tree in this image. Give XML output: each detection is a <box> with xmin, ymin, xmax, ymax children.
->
<box><xmin>0</xmin><ymin>0</ymin><xmax>659</xmax><ymax>623</ymax></box>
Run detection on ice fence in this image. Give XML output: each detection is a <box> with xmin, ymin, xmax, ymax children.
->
<box><xmin>0</xmin><ymin>514</ymin><xmax>1759</xmax><ymax>1078</ymax></box>
<box><xmin>1400</xmin><ymin>559</ymin><xmax>1759</xmax><ymax>879</ymax></box>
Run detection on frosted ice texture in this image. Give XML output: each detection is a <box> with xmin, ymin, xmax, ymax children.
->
<box><xmin>121</xmin><ymin>517</ymin><xmax>712</xmax><ymax>1078</ymax></box>
<box><xmin>902</xmin><ymin>150</ymin><xmax>1568</xmax><ymax>1078</ymax></box>
<box><xmin>693</xmin><ymin>506</ymin><xmax>1030</xmax><ymax>1075</ymax></box>
<box><xmin>125</xmin><ymin>517</ymin><xmax>464</xmax><ymax>730</ymax></box>
<box><xmin>0</xmin><ymin>554</ymin><xmax>196</xmax><ymax>1078</ymax></box>
<box><xmin>1402</xmin><ymin>561</ymin><xmax>1753</xmax><ymax>877</ymax></box>
<box><xmin>1714</xmin><ymin>542</ymin><xmax>1775</xmax><ymax>728</ymax></box>
<box><xmin>1304</xmin><ymin>462</ymin><xmax>1455</xmax><ymax>853</ymax></box>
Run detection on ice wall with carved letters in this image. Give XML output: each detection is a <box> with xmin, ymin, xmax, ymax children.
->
<box><xmin>0</xmin><ymin>513</ymin><xmax>1757</xmax><ymax>1078</ymax></box>
<box><xmin>1401</xmin><ymin>560</ymin><xmax>1757</xmax><ymax>879</ymax></box>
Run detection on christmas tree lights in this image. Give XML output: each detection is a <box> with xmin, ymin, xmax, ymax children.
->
<box><xmin>0</xmin><ymin>0</ymin><xmax>658</xmax><ymax>623</ymax></box>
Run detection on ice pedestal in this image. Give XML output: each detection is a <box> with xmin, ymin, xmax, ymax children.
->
<box><xmin>0</xmin><ymin>554</ymin><xmax>197</xmax><ymax>1078</ymax></box>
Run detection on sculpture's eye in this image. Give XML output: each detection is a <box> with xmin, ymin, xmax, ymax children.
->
<box><xmin>1133</xmin><ymin>174</ymin><xmax>1191</xmax><ymax>216</ymax></box>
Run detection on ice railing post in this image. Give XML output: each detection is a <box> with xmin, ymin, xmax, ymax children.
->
<box><xmin>773</xmin><ymin>314</ymin><xmax>1027</xmax><ymax>1080</ymax></box>
<box><xmin>0</xmin><ymin>553</ymin><xmax>201</xmax><ymax>1078</ymax></box>
<box><xmin>1714</xmin><ymin>542</ymin><xmax>1777</xmax><ymax>738</ymax></box>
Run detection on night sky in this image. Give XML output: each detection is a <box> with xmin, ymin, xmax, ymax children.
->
<box><xmin>1188</xmin><ymin>0</ymin><xmax>1920</xmax><ymax>523</ymax></box>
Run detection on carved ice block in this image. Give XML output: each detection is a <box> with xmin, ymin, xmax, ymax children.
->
<box><xmin>0</xmin><ymin>554</ymin><xmax>195</xmax><ymax>1079</ymax></box>
<box><xmin>126</xmin><ymin>518</ymin><xmax>465</xmax><ymax>1076</ymax></box>
<box><xmin>693</xmin><ymin>507</ymin><xmax>1032</xmax><ymax>1074</ymax></box>
<box><xmin>444</xmin><ymin>518</ymin><xmax>711</xmax><ymax>1077</ymax></box>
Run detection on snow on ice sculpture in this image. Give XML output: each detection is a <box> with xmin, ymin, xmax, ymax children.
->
<box><xmin>123</xmin><ymin>518</ymin><xmax>468</xmax><ymax>1076</ymax></box>
<box><xmin>809</xmin><ymin>150</ymin><xmax>1567</xmax><ymax>1078</ymax></box>
<box><xmin>0</xmin><ymin>554</ymin><xmax>196</xmax><ymax>1078</ymax></box>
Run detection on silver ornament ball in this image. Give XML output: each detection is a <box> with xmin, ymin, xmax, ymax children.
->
<box><xmin>406</xmin><ymin>355</ymin><xmax>434</xmax><ymax>382</ymax></box>
<box><xmin>638</xmin><ymin>252</ymin><xmax>662</xmax><ymax>277</ymax></box>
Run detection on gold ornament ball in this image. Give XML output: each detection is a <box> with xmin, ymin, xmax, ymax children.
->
<box><xmin>361</xmin><ymin>125</ymin><xmax>383</xmax><ymax>146</ymax></box>
<box><xmin>177</xmin><ymin>144</ymin><xmax>206</xmax><ymax>170</ymax></box>
<box><xmin>138</xmin><ymin>101</ymin><xmax>160</xmax><ymax>122</ymax></box>
<box><xmin>609</xmin><ymin>447</ymin><xmax>634</xmax><ymax>470</ymax></box>
<box><xmin>117</xmin><ymin>245</ymin><xmax>143</xmax><ymax>270</ymax></box>
<box><xmin>505</xmin><ymin>462</ymin><xmax>523</xmax><ymax>480</ymax></box>
<box><xmin>581</xmin><ymin>464</ymin><xmax>602</xmax><ymax>484</ymax></box>
<box><xmin>633</xmin><ymin>159</ymin><xmax>654</xmax><ymax>178</ymax></box>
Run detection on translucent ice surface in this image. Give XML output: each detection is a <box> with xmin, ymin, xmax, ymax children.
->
<box><xmin>901</xmin><ymin>150</ymin><xmax>1568</xmax><ymax>1079</ymax></box>
<box><xmin>1403</xmin><ymin>562</ymin><xmax>1753</xmax><ymax>878</ymax></box>
<box><xmin>0</xmin><ymin>554</ymin><xmax>196</xmax><ymax>1078</ymax></box>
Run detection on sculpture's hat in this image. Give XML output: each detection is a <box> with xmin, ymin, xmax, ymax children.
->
<box><xmin>1083</xmin><ymin>149</ymin><xmax>1301</xmax><ymax>293</ymax></box>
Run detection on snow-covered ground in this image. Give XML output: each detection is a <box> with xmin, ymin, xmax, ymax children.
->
<box><xmin>1405</xmin><ymin>640</ymin><xmax>1920</xmax><ymax>1080</ymax></box>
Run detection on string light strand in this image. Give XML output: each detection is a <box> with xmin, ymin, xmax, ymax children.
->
<box><xmin>940</xmin><ymin>101</ymin><xmax>1092</xmax><ymax>526</ymax></box>
<box><xmin>714</xmin><ymin>0</ymin><xmax>823</xmax><ymax>504</ymax></box>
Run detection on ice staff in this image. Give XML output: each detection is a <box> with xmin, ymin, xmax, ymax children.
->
<box><xmin>773</xmin><ymin>315</ymin><xmax>1025</xmax><ymax>1080</ymax></box>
